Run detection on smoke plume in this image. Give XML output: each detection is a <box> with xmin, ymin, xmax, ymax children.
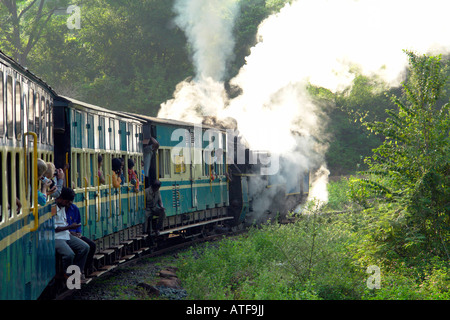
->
<box><xmin>159</xmin><ymin>0</ymin><xmax>450</xmax><ymax>211</ymax></box>
<box><xmin>159</xmin><ymin>0</ymin><xmax>239</xmax><ymax>122</ymax></box>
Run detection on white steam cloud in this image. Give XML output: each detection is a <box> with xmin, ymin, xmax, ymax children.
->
<box><xmin>159</xmin><ymin>0</ymin><xmax>239</xmax><ymax>123</ymax></box>
<box><xmin>159</xmin><ymin>0</ymin><xmax>450</xmax><ymax>211</ymax></box>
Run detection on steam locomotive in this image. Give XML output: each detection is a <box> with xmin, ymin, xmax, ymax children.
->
<box><xmin>0</xmin><ymin>50</ymin><xmax>309</xmax><ymax>300</ymax></box>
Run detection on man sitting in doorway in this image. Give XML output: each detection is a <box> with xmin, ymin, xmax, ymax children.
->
<box><xmin>145</xmin><ymin>180</ymin><xmax>165</xmax><ymax>235</ymax></box>
<box><xmin>54</xmin><ymin>187</ymin><xmax>90</xmax><ymax>283</ymax></box>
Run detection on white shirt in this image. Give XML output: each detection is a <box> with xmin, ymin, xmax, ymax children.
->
<box><xmin>54</xmin><ymin>205</ymin><xmax>70</xmax><ymax>240</ymax></box>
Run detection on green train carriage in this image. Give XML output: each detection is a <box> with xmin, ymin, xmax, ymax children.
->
<box><xmin>53</xmin><ymin>96</ymin><xmax>146</xmax><ymax>255</ymax></box>
<box><xmin>0</xmin><ymin>48</ymin><xmax>310</xmax><ymax>300</ymax></box>
<box><xmin>128</xmin><ymin>114</ymin><xmax>233</xmax><ymax>237</ymax></box>
<box><xmin>0</xmin><ymin>50</ymin><xmax>56</xmax><ymax>300</ymax></box>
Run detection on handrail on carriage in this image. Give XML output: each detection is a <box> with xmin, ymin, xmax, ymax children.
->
<box><xmin>107</xmin><ymin>174</ymin><xmax>112</xmax><ymax>218</ymax></box>
<box><xmin>96</xmin><ymin>175</ymin><xmax>100</xmax><ymax>222</ymax></box>
<box><xmin>65</xmin><ymin>153</ymin><xmax>69</xmax><ymax>188</ymax></box>
<box><xmin>84</xmin><ymin>177</ymin><xmax>88</xmax><ymax>226</ymax></box>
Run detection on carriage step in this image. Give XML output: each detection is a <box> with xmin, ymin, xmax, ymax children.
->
<box><xmin>100</xmin><ymin>250</ymin><xmax>115</xmax><ymax>256</ymax></box>
<box><xmin>90</xmin><ymin>270</ymin><xmax>107</xmax><ymax>277</ymax></box>
<box><xmin>93</xmin><ymin>254</ymin><xmax>105</xmax><ymax>260</ymax></box>
<box><xmin>100</xmin><ymin>265</ymin><xmax>116</xmax><ymax>272</ymax></box>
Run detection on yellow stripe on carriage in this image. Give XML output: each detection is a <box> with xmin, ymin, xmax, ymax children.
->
<box><xmin>0</xmin><ymin>211</ymin><xmax>53</xmax><ymax>252</ymax></box>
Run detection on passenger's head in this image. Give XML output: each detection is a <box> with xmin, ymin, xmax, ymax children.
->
<box><xmin>98</xmin><ymin>154</ymin><xmax>103</xmax><ymax>165</ymax></box>
<box><xmin>112</xmin><ymin>158</ymin><xmax>122</xmax><ymax>173</ymax></box>
<box><xmin>151</xmin><ymin>180</ymin><xmax>161</xmax><ymax>191</ymax></box>
<box><xmin>37</xmin><ymin>159</ymin><xmax>47</xmax><ymax>179</ymax></box>
<box><xmin>56</xmin><ymin>187</ymin><xmax>75</xmax><ymax>209</ymax></box>
<box><xmin>128</xmin><ymin>158</ymin><xmax>135</xmax><ymax>169</ymax></box>
<box><xmin>44</xmin><ymin>162</ymin><xmax>56</xmax><ymax>179</ymax></box>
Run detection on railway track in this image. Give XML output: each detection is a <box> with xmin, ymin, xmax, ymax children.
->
<box><xmin>52</xmin><ymin>224</ymin><xmax>246</xmax><ymax>300</ymax></box>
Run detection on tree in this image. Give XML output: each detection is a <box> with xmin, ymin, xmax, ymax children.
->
<box><xmin>361</xmin><ymin>51</ymin><xmax>450</xmax><ymax>256</ymax></box>
<box><xmin>0</xmin><ymin>0</ymin><xmax>73</xmax><ymax>65</ymax></box>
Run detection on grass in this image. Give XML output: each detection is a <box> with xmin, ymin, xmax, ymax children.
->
<box><xmin>174</xmin><ymin>177</ymin><xmax>450</xmax><ymax>300</ymax></box>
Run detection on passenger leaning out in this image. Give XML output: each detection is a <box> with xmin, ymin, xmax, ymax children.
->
<box><xmin>37</xmin><ymin>159</ymin><xmax>51</xmax><ymax>206</ymax></box>
<box><xmin>111</xmin><ymin>158</ymin><xmax>122</xmax><ymax>188</ymax></box>
<box><xmin>128</xmin><ymin>158</ymin><xmax>139</xmax><ymax>192</ymax></box>
<box><xmin>44</xmin><ymin>162</ymin><xmax>65</xmax><ymax>199</ymax></box>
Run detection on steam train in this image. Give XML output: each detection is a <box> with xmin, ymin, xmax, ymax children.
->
<box><xmin>0</xmin><ymin>50</ymin><xmax>309</xmax><ymax>300</ymax></box>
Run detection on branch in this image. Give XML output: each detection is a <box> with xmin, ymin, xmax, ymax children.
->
<box><xmin>18</xmin><ymin>0</ymin><xmax>39</xmax><ymax>21</ymax></box>
<box><xmin>0</xmin><ymin>0</ymin><xmax>15</xmax><ymax>13</ymax></box>
<box><xmin>23</xmin><ymin>9</ymin><xmax>54</xmax><ymax>58</ymax></box>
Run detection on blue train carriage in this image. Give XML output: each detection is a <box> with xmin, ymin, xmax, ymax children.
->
<box><xmin>129</xmin><ymin>114</ymin><xmax>232</xmax><ymax>237</ymax></box>
<box><xmin>52</xmin><ymin>96</ymin><xmax>146</xmax><ymax>259</ymax></box>
<box><xmin>0</xmin><ymin>51</ymin><xmax>57</xmax><ymax>300</ymax></box>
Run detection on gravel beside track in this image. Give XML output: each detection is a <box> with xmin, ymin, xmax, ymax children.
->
<box><xmin>65</xmin><ymin>255</ymin><xmax>187</xmax><ymax>300</ymax></box>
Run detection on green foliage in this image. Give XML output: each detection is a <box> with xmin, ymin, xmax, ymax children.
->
<box><xmin>0</xmin><ymin>0</ymin><xmax>73</xmax><ymax>65</ymax></box>
<box><xmin>173</xmin><ymin>177</ymin><xmax>450</xmax><ymax>300</ymax></box>
<box><xmin>177</xmin><ymin>203</ymin><xmax>366</xmax><ymax>300</ymax></box>
<box><xmin>351</xmin><ymin>51</ymin><xmax>450</xmax><ymax>257</ymax></box>
<box><xmin>308</xmin><ymin>75</ymin><xmax>393</xmax><ymax>176</ymax></box>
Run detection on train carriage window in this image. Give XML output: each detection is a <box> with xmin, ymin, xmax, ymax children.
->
<box><xmin>7</xmin><ymin>152</ymin><xmax>12</xmax><ymax>218</ymax></box>
<box><xmin>73</xmin><ymin>110</ymin><xmax>82</xmax><ymax>148</ymax></box>
<box><xmin>109</xmin><ymin>119</ymin><xmax>114</xmax><ymax>151</ymax></box>
<box><xmin>76</xmin><ymin>153</ymin><xmax>82</xmax><ymax>188</ymax></box>
<box><xmin>0</xmin><ymin>151</ymin><xmax>3</xmax><ymax>223</ymax></box>
<box><xmin>115</xmin><ymin>120</ymin><xmax>120</xmax><ymax>151</ymax></box>
<box><xmin>40</xmin><ymin>97</ymin><xmax>45</xmax><ymax>143</ymax></box>
<box><xmin>0</xmin><ymin>71</ymin><xmax>5</xmax><ymax>136</ymax></box>
<box><xmin>15</xmin><ymin>82</ymin><xmax>21</xmax><ymax>140</ymax></box>
<box><xmin>15</xmin><ymin>152</ymin><xmax>21</xmax><ymax>215</ymax></box>
<box><xmin>35</xmin><ymin>93</ymin><xmax>40</xmax><ymax>141</ymax></box>
<box><xmin>28</xmin><ymin>89</ymin><xmax>34</xmax><ymax>132</ymax></box>
<box><xmin>174</xmin><ymin>149</ymin><xmax>186</xmax><ymax>174</ymax></box>
<box><xmin>202</xmin><ymin>151</ymin><xmax>209</xmax><ymax>177</ymax></box>
<box><xmin>94</xmin><ymin>115</ymin><xmax>101</xmax><ymax>149</ymax></box>
<box><xmin>88</xmin><ymin>152</ymin><xmax>94</xmax><ymax>186</ymax></box>
<box><xmin>158</xmin><ymin>149</ymin><xmax>171</xmax><ymax>179</ymax></box>
<box><xmin>86</xmin><ymin>114</ymin><xmax>93</xmax><ymax>149</ymax></box>
<box><xmin>47</xmin><ymin>100</ymin><xmax>52</xmax><ymax>145</ymax></box>
<box><xmin>158</xmin><ymin>151</ymin><xmax>164</xmax><ymax>179</ymax></box>
<box><xmin>104</xmin><ymin>118</ymin><xmax>110</xmax><ymax>150</ymax></box>
<box><xmin>80</xmin><ymin>112</ymin><xmax>86</xmax><ymax>148</ymax></box>
<box><xmin>0</xmin><ymin>71</ymin><xmax>3</xmax><ymax>137</ymax></box>
<box><xmin>130</xmin><ymin>124</ymin><xmax>134</xmax><ymax>153</ymax></box>
<box><xmin>118</xmin><ymin>121</ymin><xmax>126</xmax><ymax>151</ymax></box>
<box><xmin>138</xmin><ymin>126</ymin><xmax>143</xmax><ymax>153</ymax></box>
<box><xmin>6</xmin><ymin>75</ymin><xmax>13</xmax><ymax>139</ymax></box>
<box><xmin>23</xmin><ymin>93</ymin><xmax>28</xmax><ymax>134</ymax></box>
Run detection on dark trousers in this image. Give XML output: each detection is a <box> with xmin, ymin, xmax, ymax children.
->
<box><xmin>145</xmin><ymin>207</ymin><xmax>166</xmax><ymax>233</ymax></box>
<box><xmin>55</xmin><ymin>235</ymin><xmax>90</xmax><ymax>275</ymax></box>
<box><xmin>81</xmin><ymin>236</ymin><xmax>96</xmax><ymax>274</ymax></box>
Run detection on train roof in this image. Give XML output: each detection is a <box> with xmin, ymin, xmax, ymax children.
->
<box><xmin>125</xmin><ymin>112</ymin><xmax>229</xmax><ymax>132</ymax></box>
<box><xmin>56</xmin><ymin>96</ymin><xmax>143</xmax><ymax>123</ymax></box>
<box><xmin>0</xmin><ymin>50</ymin><xmax>58</xmax><ymax>96</ymax></box>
